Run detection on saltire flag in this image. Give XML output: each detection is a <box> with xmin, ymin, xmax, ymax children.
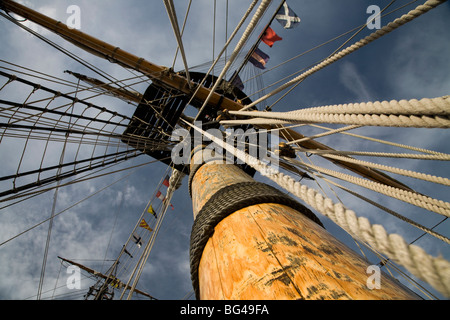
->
<box><xmin>248</xmin><ymin>47</ymin><xmax>270</xmax><ymax>69</ymax></box>
<box><xmin>229</xmin><ymin>71</ymin><xmax>244</xmax><ymax>90</ymax></box>
<box><xmin>139</xmin><ymin>219</ymin><xmax>153</xmax><ymax>232</ymax></box>
<box><xmin>132</xmin><ymin>232</ymin><xmax>142</xmax><ymax>248</ymax></box>
<box><xmin>275</xmin><ymin>2</ymin><xmax>301</xmax><ymax>29</ymax></box>
<box><xmin>156</xmin><ymin>191</ymin><xmax>175</xmax><ymax>210</ymax></box>
<box><xmin>162</xmin><ymin>175</ymin><xmax>170</xmax><ymax>187</ymax></box>
<box><xmin>261</xmin><ymin>26</ymin><xmax>282</xmax><ymax>47</ymax></box>
<box><xmin>147</xmin><ymin>204</ymin><xmax>157</xmax><ymax>218</ymax></box>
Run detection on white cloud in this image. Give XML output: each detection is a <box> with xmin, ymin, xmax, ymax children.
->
<box><xmin>339</xmin><ymin>61</ymin><xmax>372</xmax><ymax>102</ymax></box>
<box><xmin>385</xmin><ymin>5</ymin><xmax>450</xmax><ymax>100</ymax></box>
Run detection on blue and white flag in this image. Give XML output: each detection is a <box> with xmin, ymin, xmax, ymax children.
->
<box><xmin>275</xmin><ymin>2</ymin><xmax>301</xmax><ymax>29</ymax></box>
<box><xmin>248</xmin><ymin>48</ymin><xmax>270</xmax><ymax>70</ymax></box>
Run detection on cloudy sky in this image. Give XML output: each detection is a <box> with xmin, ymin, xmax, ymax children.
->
<box><xmin>0</xmin><ymin>0</ymin><xmax>449</xmax><ymax>300</ymax></box>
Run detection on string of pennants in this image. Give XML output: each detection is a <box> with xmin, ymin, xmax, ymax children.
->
<box><xmin>231</xmin><ymin>1</ymin><xmax>300</xmax><ymax>89</ymax></box>
<box><xmin>123</xmin><ymin>174</ymin><xmax>175</xmax><ymax>258</ymax></box>
<box><xmin>141</xmin><ymin>174</ymin><xmax>174</xmax><ymax>228</ymax></box>
<box><xmin>138</xmin><ymin>175</ymin><xmax>174</xmax><ymax>236</ymax></box>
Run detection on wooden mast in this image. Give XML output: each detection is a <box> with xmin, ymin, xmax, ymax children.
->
<box><xmin>188</xmin><ymin>147</ymin><xmax>419</xmax><ymax>300</ymax></box>
<box><xmin>2</xmin><ymin>1</ymin><xmax>423</xmax><ymax>300</ymax></box>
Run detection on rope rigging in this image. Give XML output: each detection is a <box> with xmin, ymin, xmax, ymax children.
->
<box><xmin>193</xmin><ymin>0</ymin><xmax>271</xmax><ymax>121</ymax></box>
<box><xmin>0</xmin><ymin>68</ymin><xmax>186</xmax><ymax>201</ymax></box>
<box><xmin>240</xmin><ymin>0</ymin><xmax>448</xmax><ymax>111</ymax></box>
<box><xmin>163</xmin><ymin>0</ymin><xmax>192</xmax><ymax>86</ymax></box>
<box><xmin>116</xmin><ymin>166</ymin><xmax>183</xmax><ymax>300</ymax></box>
<box><xmin>0</xmin><ymin>0</ymin><xmax>448</xmax><ymax>300</ymax></box>
<box><xmin>0</xmin><ymin>1</ymin><xmax>193</xmax><ymax>300</ymax></box>
<box><xmin>226</xmin><ymin>96</ymin><xmax>450</xmax><ymax>128</ymax></box>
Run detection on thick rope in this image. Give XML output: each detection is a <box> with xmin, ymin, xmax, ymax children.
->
<box><xmin>227</xmin><ymin>96</ymin><xmax>450</xmax><ymax>128</ymax></box>
<box><xmin>320</xmin><ymin>153</ymin><xmax>450</xmax><ymax>186</ymax></box>
<box><xmin>317</xmin><ymin>177</ymin><xmax>450</xmax><ymax>245</ymax></box>
<box><xmin>184</xmin><ymin>120</ymin><xmax>450</xmax><ymax>297</ymax></box>
<box><xmin>221</xmin><ymin>115</ymin><xmax>450</xmax><ymax>128</ymax></box>
<box><xmin>231</xmin><ymin>114</ymin><xmax>449</xmax><ymax>128</ymax></box>
<box><xmin>285</xmin><ymin>96</ymin><xmax>450</xmax><ymax>116</ymax></box>
<box><xmin>307</xmin><ymin>123</ymin><xmax>448</xmax><ymax>156</ymax></box>
<box><xmin>225</xmin><ymin>103</ymin><xmax>450</xmax><ymax>129</ymax></box>
<box><xmin>296</xmin><ymin>160</ymin><xmax>450</xmax><ymax>218</ymax></box>
<box><xmin>292</xmin><ymin>147</ymin><xmax>450</xmax><ymax>161</ymax></box>
<box><xmin>240</xmin><ymin>0</ymin><xmax>447</xmax><ymax>110</ymax></box>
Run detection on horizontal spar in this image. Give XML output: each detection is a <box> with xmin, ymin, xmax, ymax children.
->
<box><xmin>0</xmin><ymin>0</ymin><xmax>245</xmax><ymax>113</ymax></box>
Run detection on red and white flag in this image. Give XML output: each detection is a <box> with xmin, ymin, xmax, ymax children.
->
<box><xmin>156</xmin><ymin>190</ymin><xmax>174</xmax><ymax>210</ymax></box>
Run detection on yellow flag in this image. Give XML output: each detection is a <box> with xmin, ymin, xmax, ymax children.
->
<box><xmin>148</xmin><ymin>205</ymin><xmax>156</xmax><ymax>216</ymax></box>
<box><xmin>139</xmin><ymin>219</ymin><xmax>152</xmax><ymax>232</ymax></box>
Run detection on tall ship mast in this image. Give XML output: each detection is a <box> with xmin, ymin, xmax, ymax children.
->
<box><xmin>0</xmin><ymin>0</ymin><xmax>448</xmax><ymax>301</ymax></box>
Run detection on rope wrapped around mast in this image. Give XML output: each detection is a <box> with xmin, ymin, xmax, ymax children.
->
<box><xmin>189</xmin><ymin>180</ymin><xmax>322</xmax><ymax>300</ymax></box>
